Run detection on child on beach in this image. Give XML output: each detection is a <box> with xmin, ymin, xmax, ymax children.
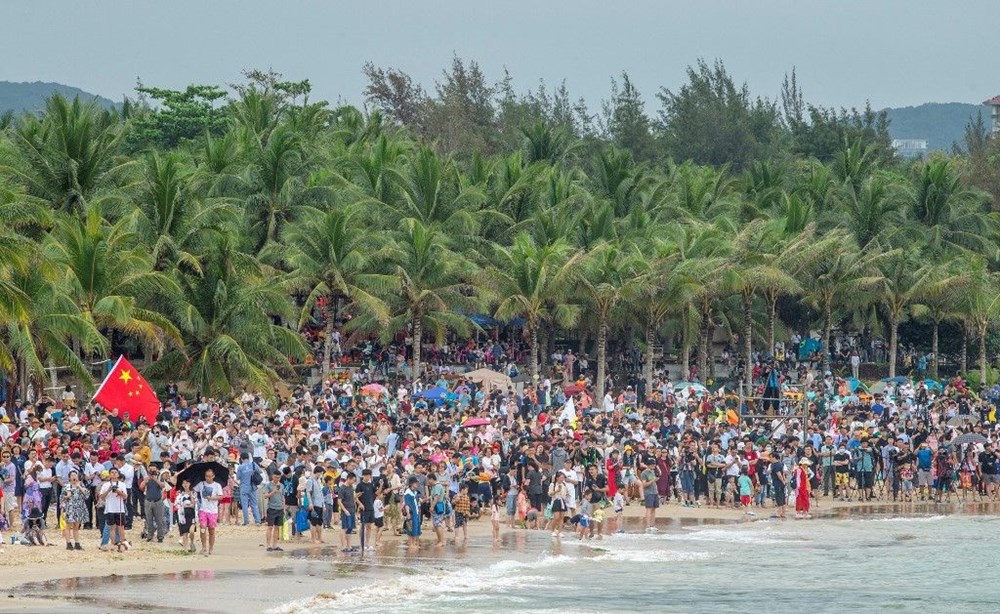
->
<box><xmin>452</xmin><ymin>483</ymin><xmax>471</xmax><ymax>542</ymax></box>
<box><xmin>25</xmin><ymin>507</ymin><xmax>47</xmax><ymax>546</ymax></box>
<box><xmin>737</xmin><ymin>468</ymin><xmax>754</xmax><ymax>516</ymax></box>
<box><xmin>372</xmin><ymin>485</ymin><xmax>385</xmax><ymax>548</ymax></box>
<box><xmin>900</xmin><ymin>463</ymin><xmax>915</xmax><ymax>502</ymax></box>
<box><xmin>515</xmin><ymin>489</ymin><xmax>529</xmax><ymax>528</ymax></box>
<box><xmin>576</xmin><ymin>489</ymin><xmax>593</xmax><ymax>539</ymax></box>
<box><xmin>490</xmin><ymin>498</ymin><xmax>501</xmax><ymax>543</ymax></box>
<box><xmin>612</xmin><ymin>490</ymin><xmax>625</xmax><ymax>533</ymax></box>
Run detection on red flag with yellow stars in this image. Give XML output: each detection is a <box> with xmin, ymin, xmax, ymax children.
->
<box><xmin>93</xmin><ymin>356</ymin><xmax>161</xmax><ymax>426</ymax></box>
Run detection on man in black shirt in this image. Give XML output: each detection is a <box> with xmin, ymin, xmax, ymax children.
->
<box><xmin>356</xmin><ymin>469</ymin><xmax>377</xmax><ymax>547</ymax></box>
<box><xmin>584</xmin><ymin>464</ymin><xmax>608</xmax><ymax>538</ymax></box>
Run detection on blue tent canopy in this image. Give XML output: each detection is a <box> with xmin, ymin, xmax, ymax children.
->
<box><xmin>415</xmin><ymin>386</ymin><xmax>449</xmax><ymax>400</ymax></box>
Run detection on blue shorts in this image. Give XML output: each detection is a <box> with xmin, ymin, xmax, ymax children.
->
<box><xmin>341</xmin><ymin>513</ymin><xmax>356</xmax><ymax>534</ymax></box>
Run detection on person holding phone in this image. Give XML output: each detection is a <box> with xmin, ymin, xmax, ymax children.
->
<box><xmin>99</xmin><ymin>467</ymin><xmax>129</xmax><ymax>552</ymax></box>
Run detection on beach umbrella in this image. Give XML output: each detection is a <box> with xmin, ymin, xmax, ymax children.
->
<box><xmin>951</xmin><ymin>432</ymin><xmax>989</xmax><ymax>446</ymax></box>
<box><xmin>846</xmin><ymin>378</ymin><xmax>870</xmax><ymax>394</ymax></box>
<box><xmin>176</xmin><ymin>461</ymin><xmax>230</xmax><ymax>489</ymax></box>
<box><xmin>461</xmin><ymin>417</ymin><xmax>491</xmax><ymax>428</ymax></box>
<box><xmin>883</xmin><ymin>376</ymin><xmax>908</xmax><ymax>384</ymax></box>
<box><xmin>361</xmin><ymin>383</ymin><xmax>388</xmax><ymax>396</ymax></box>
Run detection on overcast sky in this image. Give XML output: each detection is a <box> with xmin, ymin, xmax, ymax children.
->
<box><xmin>5</xmin><ymin>0</ymin><xmax>999</xmax><ymax>111</ymax></box>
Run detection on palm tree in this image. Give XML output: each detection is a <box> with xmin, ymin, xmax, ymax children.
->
<box><xmin>487</xmin><ymin>234</ymin><xmax>582</xmax><ymax>382</ymax></box>
<box><xmin>838</xmin><ymin>174</ymin><xmax>906</xmax><ymax>248</ymax></box>
<box><xmin>723</xmin><ymin>218</ymin><xmax>799</xmax><ymax>393</ymax></box>
<box><xmin>870</xmin><ymin>251</ymin><xmax>955</xmax><ymax>379</ymax></box>
<box><xmin>801</xmin><ymin>233</ymin><xmax>882</xmax><ymax>375</ymax></box>
<box><xmin>910</xmin><ymin>158</ymin><xmax>997</xmax><ymax>256</ymax></box>
<box><xmin>149</xmin><ymin>241</ymin><xmax>307</xmax><ymax>395</ymax></box>
<box><xmin>634</xmin><ymin>237</ymin><xmax>712</xmax><ymax>394</ymax></box>
<box><xmin>45</xmin><ymin>206</ymin><xmax>181</xmax><ymax>352</ymax></box>
<box><xmin>580</xmin><ymin>240</ymin><xmax>647</xmax><ymax>400</ymax></box>
<box><xmin>278</xmin><ymin>205</ymin><xmax>392</xmax><ymax>380</ymax></box>
<box><xmin>958</xmin><ymin>257</ymin><xmax>1000</xmax><ymax>388</ymax></box>
<box><xmin>387</xmin><ymin>220</ymin><xmax>479</xmax><ymax>382</ymax></box>
<box><xmin>4</xmin><ymin>94</ymin><xmax>130</xmax><ymax>215</ymax></box>
<box><xmin>911</xmin><ymin>258</ymin><xmax>965</xmax><ymax>380</ymax></box>
<box><xmin>129</xmin><ymin>151</ymin><xmax>236</xmax><ymax>273</ymax></box>
<box><xmin>242</xmin><ymin>124</ymin><xmax>317</xmax><ymax>253</ymax></box>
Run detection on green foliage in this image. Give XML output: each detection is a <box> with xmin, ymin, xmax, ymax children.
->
<box><xmin>2</xmin><ymin>60</ymin><xmax>1000</xmax><ymax>399</ymax></box>
<box><xmin>126</xmin><ymin>83</ymin><xmax>228</xmax><ymax>150</ymax></box>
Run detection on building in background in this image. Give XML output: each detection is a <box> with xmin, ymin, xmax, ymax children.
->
<box><xmin>892</xmin><ymin>138</ymin><xmax>928</xmax><ymax>159</ymax></box>
<box><xmin>985</xmin><ymin>95</ymin><xmax>1000</xmax><ymax>135</ymax></box>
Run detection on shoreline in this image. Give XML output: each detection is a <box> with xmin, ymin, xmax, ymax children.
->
<box><xmin>4</xmin><ymin>499</ymin><xmax>999</xmax><ymax>613</ymax></box>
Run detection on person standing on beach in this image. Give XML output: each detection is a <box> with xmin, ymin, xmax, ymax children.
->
<box><xmin>640</xmin><ymin>460</ymin><xmax>659</xmax><ymax>530</ymax></box>
<box><xmin>547</xmin><ymin>471</ymin><xmax>570</xmax><ymax>539</ymax></box>
<box><xmin>403</xmin><ymin>476</ymin><xmax>421</xmax><ymax>549</ymax></box>
<box><xmin>336</xmin><ymin>472</ymin><xmax>359</xmax><ymax>552</ymax></box>
<box><xmin>175</xmin><ymin>479</ymin><xmax>198</xmax><ymax>553</ymax></box>
<box><xmin>428</xmin><ymin>474</ymin><xmax>447</xmax><ymax>547</ymax></box>
<box><xmin>794</xmin><ymin>458</ymin><xmax>812</xmax><ymax>519</ymax></box>
<box><xmin>769</xmin><ymin>453</ymin><xmax>787</xmax><ymax>519</ymax></box>
<box><xmin>196</xmin><ymin>469</ymin><xmax>223</xmax><ymax>555</ymax></box>
<box><xmin>356</xmin><ymin>469</ymin><xmax>377</xmax><ymax>550</ymax></box>
<box><xmin>98</xmin><ymin>467</ymin><xmax>128</xmax><ymax>552</ymax></box>
<box><xmin>263</xmin><ymin>472</ymin><xmax>285</xmax><ymax>552</ymax></box>
<box><xmin>236</xmin><ymin>453</ymin><xmax>262</xmax><ymax>526</ymax></box>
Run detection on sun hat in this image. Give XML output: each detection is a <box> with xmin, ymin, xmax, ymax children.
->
<box><xmin>799</xmin><ymin>458</ymin><xmax>812</xmax><ymax>465</ymax></box>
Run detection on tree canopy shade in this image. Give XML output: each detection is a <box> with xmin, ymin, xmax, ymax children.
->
<box><xmin>1</xmin><ymin>61</ymin><xmax>1000</xmax><ymax>399</ymax></box>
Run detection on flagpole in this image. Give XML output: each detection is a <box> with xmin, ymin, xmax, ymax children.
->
<box><xmin>92</xmin><ymin>355</ymin><xmax>124</xmax><ymax>400</ymax></box>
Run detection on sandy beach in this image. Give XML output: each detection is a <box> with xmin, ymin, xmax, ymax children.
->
<box><xmin>3</xmin><ymin>498</ymin><xmax>997</xmax><ymax>614</ymax></box>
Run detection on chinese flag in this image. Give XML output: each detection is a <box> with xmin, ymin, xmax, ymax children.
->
<box><xmin>93</xmin><ymin>356</ymin><xmax>161</xmax><ymax>426</ymax></box>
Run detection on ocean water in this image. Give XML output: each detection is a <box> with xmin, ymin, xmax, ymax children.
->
<box><xmin>279</xmin><ymin>514</ymin><xmax>1000</xmax><ymax>614</ymax></box>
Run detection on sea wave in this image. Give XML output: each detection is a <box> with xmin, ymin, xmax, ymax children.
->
<box><xmin>268</xmin><ymin>556</ymin><xmax>568</xmax><ymax>614</ymax></box>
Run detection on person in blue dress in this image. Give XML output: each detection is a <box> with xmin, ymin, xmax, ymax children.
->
<box><xmin>403</xmin><ymin>477</ymin><xmax>421</xmax><ymax>549</ymax></box>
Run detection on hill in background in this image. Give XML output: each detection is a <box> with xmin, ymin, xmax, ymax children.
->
<box><xmin>883</xmin><ymin>102</ymin><xmax>986</xmax><ymax>152</ymax></box>
<box><xmin>0</xmin><ymin>81</ymin><xmax>118</xmax><ymax>115</ymax></box>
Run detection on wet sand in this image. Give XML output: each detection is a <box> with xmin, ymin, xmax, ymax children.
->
<box><xmin>5</xmin><ymin>499</ymin><xmax>999</xmax><ymax>613</ymax></box>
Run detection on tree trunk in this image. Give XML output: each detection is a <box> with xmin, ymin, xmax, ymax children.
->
<box><xmin>529</xmin><ymin>322</ymin><xmax>539</xmax><ymax>383</ymax></box>
<box><xmin>680</xmin><ymin>316</ymin><xmax>691</xmax><ymax>384</ymax></box>
<box><xmin>767</xmin><ymin>293</ymin><xmax>777</xmax><ymax>357</ymax></box>
<box><xmin>960</xmin><ymin>324</ymin><xmax>968</xmax><ymax>374</ymax></box>
<box><xmin>698</xmin><ymin>304</ymin><xmax>711</xmax><ymax>382</ymax></box>
<box><xmin>644</xmin><ymin>321</ymin><xmax>655</xmax><ymax>399</ymax></box>
<box><xmin>321</xmin><ymin>295</ymin><xmax>336</xmax><ymax>382</ymax></box>
<box><xmin>411</xmin><ymin>316</ymin><xmax>423</xmax><ymax>383</ymax></box>
<box><xmin>931</xmin><ymin>319</ymin><xmax>939</xmax><ymax>380</ymax></box>
<box><xmin>596</xmin><ymin>319</ymin><xmax>608</xmax><ymax>401</ymax></box>
<box><xmin>47</xmin><ymin>357</ymin><xmax>58</xmax><ymax>397</ymax></box>
<box><xmin>539</xmin><ymin>327</ymin><xmax>549</xmax><ymax>375</ymax></box>
<box><xmin>822</xmin><ymin>300</ymin><xmax>832</xmax><ymax>375</ymax></box>
<box><xmin>742</xmin><ymin>292</ymin><xmax>753</xmax><ymax>395</ymax></box>
<box><xmin>979</xmin><ymin>323</ymin><xmax>988</xmax><ymax>389</ymax></box>
<box><xmin>888</xmin><ymin>316</ymin><xmax>899</xmax><ymax>379</ymax></box>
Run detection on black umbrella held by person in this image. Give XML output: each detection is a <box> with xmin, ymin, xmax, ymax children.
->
<box><xmin>176</xmin><ymin>461</ymin><xmax>230</xmax><ymax>490</ymax></box>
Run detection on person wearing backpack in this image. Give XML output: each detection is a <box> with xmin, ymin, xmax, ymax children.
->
<box><xmin>236</xmin><ymin>453</ymin><xmax>262</xmax><ymax>525</ymax></box>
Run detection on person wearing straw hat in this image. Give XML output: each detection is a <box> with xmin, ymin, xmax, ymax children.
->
<box><xmin>794</xmin><ymin>458</ymin><xmax>813</xmax><ymax>519</ymax></box>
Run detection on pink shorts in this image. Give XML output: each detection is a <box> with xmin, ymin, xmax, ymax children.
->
<box><xmin>198</xmin><ymin>511</ymin><xmax>218</xmax><ymax>529</ymax></box>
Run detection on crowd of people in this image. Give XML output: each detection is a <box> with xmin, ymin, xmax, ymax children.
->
<box><xmin>1</xmin><ymin>330</ymin><xmax>998</xmax><ymax>558</ymax></box>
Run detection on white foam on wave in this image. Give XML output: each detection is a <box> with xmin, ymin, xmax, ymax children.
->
<box><xmin>267</xmin><ymin>556</ymin><xmax>569</xmax><ymax>614</ymax></box>
<box><xmin>856</xmin><ymin>515</ymin><xmax>948</xmax><ymax>523</ymax></box>
<box><xmin>647</xmin><ymin>526</ymin><xmax>809</xmax><ymax>545</ymax></box>
<box><xmin>594</xmin><ymin>549</ymin><xmax>715</xmax><ymax>563</ymax></box>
